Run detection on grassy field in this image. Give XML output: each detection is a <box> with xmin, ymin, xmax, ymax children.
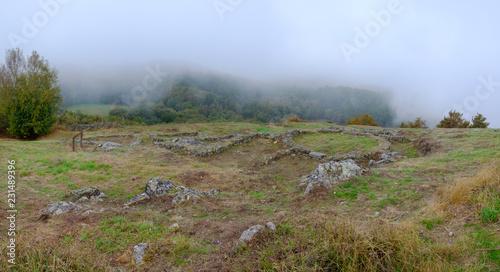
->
<box><xmin>66</xmin><ymin>104</ymin><xmax>127</xmax><ymax>116</ymax></box>
<box><xmin>295</xmin><ymin>133</ymin><xmax>379</xmax><ymax>156</ymax></box>
<box><xmin>0</xmin><ymin>122</ymin><xmax>499</xmax><ymax>271</ymax></box>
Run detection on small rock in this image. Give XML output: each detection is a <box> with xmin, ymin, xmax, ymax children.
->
<box><xmin>170</xmin><ymin>223</ymin><xmax>179</xmax><ymax>232</ymax></box>
<box><xmin>82</xmin><ymin>210</ymin><xmax>96</xmax><ymax>216</ymax></box>
<box><xmin>265</xmin><ymin>222</ymin><xmax>276</xmax><ymax>231</ymax></box>
<box><xmin>60</xmin><ymin>137</ymin><xmax>66</xmax><ymax>140</ymax></box>
<box><xmin>124</xmin><ymin>193</ymin><xmax>150</xmax><ymax>206</ymax></box>
<box><xmin>309</xmin><ymin>152</ymin><xmax>326</xmax><ymax>160</ymax></box>
<box><xmin>133</xmin><ymin>243</ymin><xmax>150</xmax><ymax>265</ymax></box>
<box><xmin>235</xmin><ymin>225</ymin><xmax>264</xmax><ymax>249</ymax></box>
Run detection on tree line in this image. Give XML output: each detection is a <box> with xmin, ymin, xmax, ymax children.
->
<box><xmin>109</xmin><ymin>73</ymin><xmax>396</xmax><ymax>126</ymax></box>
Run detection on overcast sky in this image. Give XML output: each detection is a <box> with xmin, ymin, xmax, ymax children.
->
<box><xmin>1</xmin><ymin>0</ymin><xmax>499</xmax><ymax>127</ymax></box>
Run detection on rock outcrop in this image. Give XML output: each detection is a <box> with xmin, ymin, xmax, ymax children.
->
<box><xmin>65</xmin><ymin>186</ymin><xmax>101</xmax><ymax>202</ymax></box>
<box><xmin>125</xmin><ymin>177</ymin><xmax>220</xmax><ymax>206</ymax></box>
<box><xmin>235</xmin><ymin>222</ymin><xmax>277</xmax><ymax>250</ymax></box>
<box><xmin>369</xmin><ymin>152</ymin><xmax>398</xmax><ymax>168</ymax></box>
<box><xmin>46</xmin><ymin>202</ymin><xmax>82</xmax><ymax>215</ymax></box>
<box><xmin>133</xmin><ymin>243</ymin><xmax>151</xmax><ymax>265</ymax></box>
<box><xmin>101</xmin><ymin>142</ymin><xmax>122</xmax><ymax>152</ymax></box>
<box><xmin>300</xmin><ymin>159</ymin><xmax>366</xmax><ymax>194</ymax></box>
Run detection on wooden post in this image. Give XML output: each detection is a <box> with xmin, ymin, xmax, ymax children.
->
<box><xmin>72</xmin><ymin>128</ymin><xmax>90</xmax><ymax>151</ymax></box>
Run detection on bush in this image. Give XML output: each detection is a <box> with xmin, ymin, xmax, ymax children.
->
<box><xmin>109</xmin><ymin>107</ymin><xmax>128</xmax><ymax>118</ymax></box>
<box><xmin>436</xmin><ymin>111</ymin><xmax>470</xmax><ymax>128</ymax></box>
<box><xmin>469</xmin><ymin>113</ymin><xmax>489</xmax><ymax>128</ymax></box>
<box><xmin>0</xmin><ymin>49</ymin><xmax>62</xmax><ymax>139</ymax></box>
<box><xmin>346</xmin><ymin>113</ymin><xmax>378</xmax><ymax>126</ymax></box>
<box><xmin>286</xmin><ymin>116</ymin><xmax>303</xmax><ymax>123</ymax></box>
<box><xmin>400</xmin><ymin>117</ymin><xmax>428</xmax><ymax>128</ymax></box>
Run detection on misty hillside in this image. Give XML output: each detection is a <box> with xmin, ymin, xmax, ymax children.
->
<box><xmin>60</xmin><ymin>69</ymin><xmax>394</xmax><ymax>126</ymax></box>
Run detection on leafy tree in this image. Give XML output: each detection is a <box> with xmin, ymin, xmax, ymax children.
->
<box><xmin>469</xmin><ymin>113</ymin><xmax>489</xmax><ymax>128</ymax></box>
<box><xmin>346</xmin><ymin>113</ymin><xmax>378</xmax><ymax>126</ymax></box>
<box><xmin>400</xmin><ymin>117</ymin><xmax>428</xmax><ymax>128</ymax></box>
<box><xmin>0</xmin><ymin>49</ymin><xmax>62</xmax><ymax>139</ymax></box>
<box><xmin>436</xmin><ymin>111</ymin><xmax>470</xmax><ymax>128</ymax></box>
<box><xmin>109</xmin><ymin>107</ymin><xmax>128</xmax><ymax>118</ymax></box>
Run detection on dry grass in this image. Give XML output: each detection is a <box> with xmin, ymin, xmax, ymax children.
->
<box><xmin>1</xmin><ymin>123</ymin><xmax>498</xmax><ymax>271</ymax></box>
<box><xmin>435</xmin><ymin>159</ymin><xmax>500</xmax><ymax>209</ymax></box>
<box><xmin>286</xmin><ymin>116</ymin><xmax>304</xmax><ymax>123</ymax></box>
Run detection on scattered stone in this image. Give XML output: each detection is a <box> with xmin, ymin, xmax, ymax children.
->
<box><xmin>101</xmin><ymin>142</ymin><xmax>122</xmax><ymax>152</ymax></box>
<box><xmin>46</xmin><ymin>202</ymin><xmax>82</xmax><ymax>215</ymax></box>
<box><xmin>82</xmin><ymin>210</ymin><xmax>96</xmax><ymax>216</ymax></box>
<box><xmin>90</xmin><ymin>195</ymin><xmax>103</xmax><ymax>202</ymax></box>
<box><xmin>133</xmin><ymin>243</ymin><xmax>151</xmax><ymax>265</ymax></box>
<box><xmin>125</xmin><ymin>177</ymin><xmax>220</xmax><ymax>207</ymax></box>
<box><xmin>145</xmin><ymin>177</ymin><xmax>176</xmax><ymax>197</ymax></box>
<box><xmin>66</xmin><ymin>186</ymin><xmax>101</xmax><ymax>202</ymax></box>
<box><xmin>60</xmin><ymin>137</ymin><xmax>66</xmax><ymax>140</ymax></box>
<box><xmin>309</xmin><ymin>152</ymin><xmax>326</xmax><ymax>160</ymax></box>
<box><xmin>75</xmin><ymin>196</ymin><xmax>89</xmax><ymax>203</ymax></box>
<box><xmin>170</xmin><ymin>223</ymin><xmax>179</xmax><ymax>232</ymax></box>
<box><xmin>265</xmin><ymin>222</ymin><xmax>276</xmax><ymax>231</ymax></box>
<box><xmin>173</xmin><ymin>187</ymin><xmax>219</xmax><ymax>205</ymax></box>
<box><xmin>301</xmin><ymin>159</ymin><xmax>366</xmax><ymax>194</ymax></box>
<box><xmin>124</xmin><ymin>193</ymin><xmax>150</xmax><ymax>206</ymax></box>
<box><xmin>235</xmin><ymin>225</ymin><xmax>264</xmax><ymax>249</ymax></box>
<box><xmin>369</xmin><ymin>152</ymin><xmax>397</xmax><ymax>168</ymax></box>
<box><xmin>172</xmin><ymin>137</ymin><xmax>204</xmax><ymax>145</ymax></box>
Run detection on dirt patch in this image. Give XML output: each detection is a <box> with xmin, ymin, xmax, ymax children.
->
<box><xmin>413</xmin><ymin>136</ymin><xmax>441</xmax><ymax>156</ymax></box>
<box><xmin>180</xmin><ymin>171</ymin><xmax>212</xmax><ymax>187</ymax></box>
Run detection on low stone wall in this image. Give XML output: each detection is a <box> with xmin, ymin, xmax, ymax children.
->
<box><xmin>68</xmin><ymin>123</ymin><xmax>123</xmax><ymax>131</ymax></box>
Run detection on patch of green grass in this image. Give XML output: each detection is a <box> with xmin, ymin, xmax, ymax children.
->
<box><xmin>67</xmin><ymin>104</ymin><xmax>127</xmax><ymax>116</ymax></box>
<box><xmin>479</xmin><ymin>207</ymin><xmax>499</xmax><ymax>223</ymax></box>
<box><xmin>472</xmin><ymin>227</ymin><xmax>500</xmax><ymax>267</ymax></box>
<box><xmin>295</xmin><ymin>133</ymin><xmax>378</xmax><ymax>155</ymax></box>
<box><xmin>254</xmin><ymin>126</ymin><xmax>271</xmax><ymax>133</ymax></box>
<box><xmin>377</xmin><ymin>197</ymin><xmax>398</xmax><ymax>208</ymax></box>
<box><xmin>60</xmin><ymin>234</ymin><xmax>73</xmax><ymax>245</ymax></box>
<box><xmin>421</xmin><ymin>218</ymin><xmax>443</xmax><ymax>230</ymax></box>
<box><xmin>19</xmin><ymin>170</ymin><xmax>31</xmax><ymax>177</ymax></box>
<box><xmin>252</xmin><ymin>192</ymin><xmax>265</xmax><ymax>198</ymax></box>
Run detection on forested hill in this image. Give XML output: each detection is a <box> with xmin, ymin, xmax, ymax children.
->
<box><xmin>62</xmin><ymin>70</ymin><xmax>395</xmax><ymax>126</ymax></box>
